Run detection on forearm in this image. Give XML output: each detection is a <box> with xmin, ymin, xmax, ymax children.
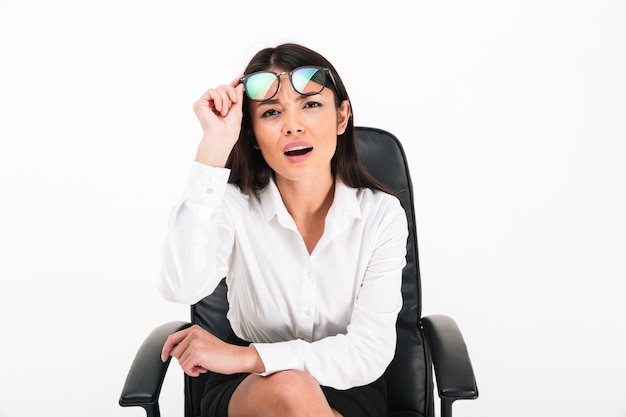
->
<box><xmin>252</xmin><ymin>307</ymin><xmax>400</xmax><ymax>389</ymax></box>
<box><xmin>195</xmin><ymin>135</ymin><xmax>236</xmax><ymax>168</ymax></box>
<box><xmin>243</xmin><ymin>345</ymin><xmax>265</xmax><ymax>374</ymax></box>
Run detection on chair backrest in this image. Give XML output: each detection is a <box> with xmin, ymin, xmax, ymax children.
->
<box><xmin>187</xmin><ymin>127</ymin><xmax>434</xmax><ymax>417</ymax></box>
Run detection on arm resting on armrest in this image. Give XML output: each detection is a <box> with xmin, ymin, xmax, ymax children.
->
<box><xmin>421</xmin><ymin>314</ymin><xmax>478</xmax><ymax>401</ymax></box>
<box><xmin>119</xmin><ymin>321</ymin><xmax>192</xmax><ymax>415</ymax></box>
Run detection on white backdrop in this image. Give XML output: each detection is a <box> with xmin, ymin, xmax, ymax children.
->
<box><xmin>1</xmin><ymin>1</ymin><xmax>625</xmax><ymax>416</ymax></box>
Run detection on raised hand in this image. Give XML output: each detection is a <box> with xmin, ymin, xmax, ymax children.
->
<box><xmin>193</xmin><ymin>76</ymin><xmax>245</xmax><ymax>168</ymax></box>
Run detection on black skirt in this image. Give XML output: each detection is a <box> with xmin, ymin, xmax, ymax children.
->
<box><xmin>200</xmin><ymin>335</ymin><xmax>388</xmax><ymax>417</ymax></box>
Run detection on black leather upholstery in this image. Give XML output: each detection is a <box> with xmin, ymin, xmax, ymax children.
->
<box><xmin>120</xmin><ymin>126</ymin><xmax>478</xmax><ymax>417</ymax></box>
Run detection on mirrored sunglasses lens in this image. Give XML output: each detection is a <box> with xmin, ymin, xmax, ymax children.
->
<box><xmin>291</xmin><ymin>67</ymin><xmax>325</xmax><ymax>95</ymax></box>
<box><xmin>245</xmin><ymin>72</ymin><xmax>279</xmax><ymax>101</ymax></box>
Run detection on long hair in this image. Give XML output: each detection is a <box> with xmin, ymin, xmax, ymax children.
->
<box><xmin>226</xmin><ymin>43</ymin><xmax>386</xmax><ymax>194</ymax></box>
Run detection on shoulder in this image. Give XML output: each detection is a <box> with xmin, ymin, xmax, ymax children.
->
<box><xmin>355</xmin><ymin>187</ymin><xmax>404</xmax><ymax>215</ymax></box>
<box><xmin>351</xmin><ymin>187</ymin><xmax>409</xmax><ymax>250</ymax></box>
<box><xmin>343</xmin><ymin>185</ymin><xmax>407</xmax><ymax>232</ymax></box>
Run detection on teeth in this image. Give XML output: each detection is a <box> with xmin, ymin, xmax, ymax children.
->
<box><xmin>286</xmin><ymin>146</ymin><xmax>310</xmax><ymax>152</ymax></box>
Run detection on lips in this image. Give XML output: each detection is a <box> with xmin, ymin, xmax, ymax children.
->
<box><xmin>284</xmin><ymin>145</ymin><xmax>312</xmax><ymax>156</ymax></box>
<box><xmin>283</xmin><ymin>141</ymin><xmax>313</xmax><ymax>157</ymax></box>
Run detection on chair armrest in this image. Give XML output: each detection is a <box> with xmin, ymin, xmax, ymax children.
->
<box><xmin>421</xmin><ymin>314</ymin><xmax>478</xmax><ymax>401</ymax></box>
<box><xmin>119</xmin><ymin>321</ymin><xmax>192</xmax><ymax>415</ymax></box>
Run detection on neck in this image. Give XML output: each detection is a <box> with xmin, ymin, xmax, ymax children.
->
<box><xmin>275</xmin><ymin>175</ymin><xmax>335</xmax><ymax>221</ymax></box>
<box><xmin>275</xmin><ymin>175</ymin><xmax>335</xmax><ymax>254</ymax></box>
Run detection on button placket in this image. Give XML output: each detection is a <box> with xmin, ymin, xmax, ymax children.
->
<box><xmin>298</xmin><ymin>269</ymin><xmax>317</xmax><ymax>340</ymax></box>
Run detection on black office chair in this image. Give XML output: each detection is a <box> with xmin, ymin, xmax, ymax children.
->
<box><xmin>119</xmin><ymin>126</ymin><xmax>478</xmax><ymax>417</ymax></box>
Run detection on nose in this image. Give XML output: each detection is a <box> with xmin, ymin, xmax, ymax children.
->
<box><xmin>282</xmin><ymin>111</ymin><xmax>304</xmax><ymax>135</ymax></box>
<box><xmin>285</xmin><ymin>127</ymin><xmax>303</xmax><ymax>135</ymax></box>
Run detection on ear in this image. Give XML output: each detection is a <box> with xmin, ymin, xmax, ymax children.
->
<box><xmin>336</xmin><ymin>100</ymin><xmax>352</xmax><ymax>135</ymax></box>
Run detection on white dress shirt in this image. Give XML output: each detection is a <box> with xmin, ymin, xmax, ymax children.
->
<box><xmin>159</xmin><ymin>161</ymin><xmax>408</xmax><ymax>390</ymax></box>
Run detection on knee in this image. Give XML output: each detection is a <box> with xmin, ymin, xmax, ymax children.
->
<box><xmin>265</xmin><ymin>369</ymin><xmax>321</xmax><ymax>395</ymax></box>
<box><xmin>230</xmin><ymin>371</ymin><xmax>332</xmax><ymax>417</ymax></box>
<box><xmin>263</xmin><ymin>370</ymin><xmax>324</xmax><ymax>411</ymax></box>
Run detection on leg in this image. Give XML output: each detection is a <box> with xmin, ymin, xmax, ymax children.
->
<box><xmin>228</xmin><ymin>370</ymin><xmax>342</xmax><ymax>417</ymax></box>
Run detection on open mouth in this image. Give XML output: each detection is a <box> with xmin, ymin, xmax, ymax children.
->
<box><xmin>284</xmin><ymin>146</ymin><xmax>313</xmax><ymax>156</ymax></box>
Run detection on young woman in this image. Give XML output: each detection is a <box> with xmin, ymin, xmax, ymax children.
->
<box><xmin>159</xmin><ymin>43</ymin><xmax>408</xmax><ymax>417</ymax></box>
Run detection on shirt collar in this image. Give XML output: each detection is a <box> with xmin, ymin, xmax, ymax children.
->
<box><xmin>258</xmin><ymin>177</ymin><xmax>362</xmax><ymax>227</ymax></box>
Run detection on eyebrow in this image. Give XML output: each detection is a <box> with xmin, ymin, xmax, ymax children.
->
<box><xmin>256</xmin><ymin>94</ymin><xmax>317</xmax><ymax>107</ymax></box>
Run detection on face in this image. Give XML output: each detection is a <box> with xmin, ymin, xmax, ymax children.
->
<box><xmin>248</xmin><ymin>66</ymin><xmax>351</xmax><ymax>188</ymax></box>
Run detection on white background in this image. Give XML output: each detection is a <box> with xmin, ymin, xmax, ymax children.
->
<box><xmin>1</xmin><ymin>1</ymin><xmax>625</xmax><ymax>416</ymax></box>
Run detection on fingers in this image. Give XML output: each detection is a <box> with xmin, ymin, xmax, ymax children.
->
<box><xmin>161</xmin><ymin>327</ymin><xmax>191</xmax><ymax>362</ymax></box>
<box><xmin>235</xmin><ymin>82</ymin><xmax>244</xmax><ymax>107</ymax></box>
<box><xmin>183</xmin><ymin>365</ymin><xmax>209</xmax><ymax>378</ymax></box>
<box><xmin>194</xmin><ymin>87</ymin><xmax>229</xmax><ymax>118</ymax></box>
<box><xmin>163</xmin><ymin>325</ymin><xmax>212</xmax><ymax>376</ymax></box>
<box><xmin>230</xmin><ymin>75</ymin><xmax>245</xmax><ymax>104</ymax></box>
<box><xmin>177</xmin><ymin>342</ymin><xmax>209</xmax><ymax>377</ymax></box>
<box><xmin>229</xmin><ymin>74</ymin><xmax>243</xmax><ymax>88</ymax></box>
<box><xmin>195</xmin><ymin>78</ymin><xmax>243</xmax><ymax>119</ymax></box>
<box><xmin>212</xmin><ymin>86</ymin><xmax>234</xmax><ymax>116</ymax></box>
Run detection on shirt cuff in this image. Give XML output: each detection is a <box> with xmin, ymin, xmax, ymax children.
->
<box><xmin>252</xmin><ymin>340</ymin><xmax>306</xmax><ymax>376</ymax></box>
<box><xmin>184</xmin><ymin>161</ymin><xmax>231</xmax><ymax>206</ymax></box>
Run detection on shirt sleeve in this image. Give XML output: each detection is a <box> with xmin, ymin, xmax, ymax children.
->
<box><xmin>252</xmin><ymin>197</ymin><xmax>408</xmax><ymax>389</ymax></box>
<box><xmin>158</xmin><ymin>161</ymin><xmax>234</xmax><ymax>305</ymax></box>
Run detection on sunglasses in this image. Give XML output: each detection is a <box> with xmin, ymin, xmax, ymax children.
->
<box><xmin>240</xmin><ymin>66</ymin><xmax>338</xmax><ymax>102</ymax></box>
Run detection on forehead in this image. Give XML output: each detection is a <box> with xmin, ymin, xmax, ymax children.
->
<box><xmin>266</xmin><ymin>66</ymin><xmax>291</xmax><ymax>75</ymax></box>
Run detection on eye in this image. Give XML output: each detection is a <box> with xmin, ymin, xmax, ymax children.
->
<box><xmin>260</xmin><ymin>108</ymin><xmax>280</xmax><ymax>118</ymax></box>
<box><xmin>303</xmin><ymin>101</ymin><xmax>321</xmax><ymax>109</ymax></box>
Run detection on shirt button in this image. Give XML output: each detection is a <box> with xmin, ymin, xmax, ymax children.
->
<box><xmin>304</xmin><ymin>308</ymin><xmax>311</xmax><ymax>316</ymax></box>
<box><xmin>206</xmin><ymin>188</ymin><xmax>213</xmax><ymax>195</ymax></box>
<box><xmin>208</xmin><ymin>177</ymin><xmax>217</xmax><ymax>185</ymax></box>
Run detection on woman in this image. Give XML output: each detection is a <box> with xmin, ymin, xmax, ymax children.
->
<box><xmin>159</xmin><ymin>43</ymin><xmax>408</xmax><ymax>417</ymax></box>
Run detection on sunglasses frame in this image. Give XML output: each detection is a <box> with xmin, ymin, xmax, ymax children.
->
<box><xmin>240</xmin><ymin>66</ymin><xmax>339</xmax><ymax>102</ymax></box>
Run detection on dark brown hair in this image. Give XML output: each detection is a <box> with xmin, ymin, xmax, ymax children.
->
<box><xmin>226</xmin><ymin>43</ymin><xmax>386</xmax><ymax>194</ymax></box>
